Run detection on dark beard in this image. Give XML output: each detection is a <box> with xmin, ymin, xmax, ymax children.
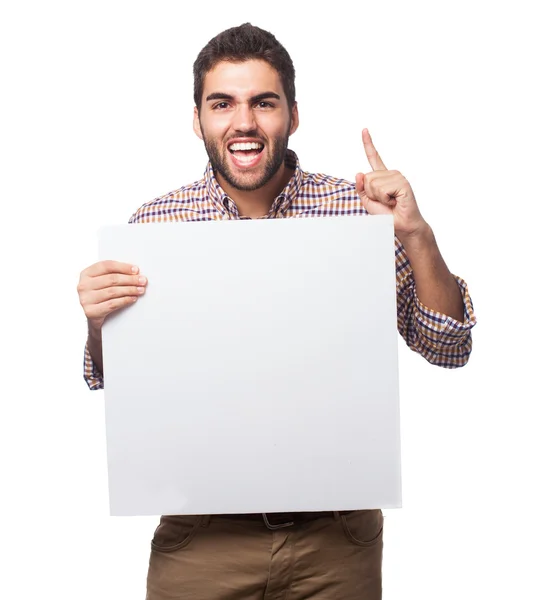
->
<box><xmin>202</xmin><ymin>130</ymin><xmax>290</xmax><ymax>192</ymax></box>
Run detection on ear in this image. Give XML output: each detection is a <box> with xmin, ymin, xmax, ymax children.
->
<box><xmin>289</xmin><ymin>102</ymin><xmax>299</xmax><ymax>136</ymax></box>
<box><xmin>193</xmin><ymin>107</ymin><xmax>203</xmax><ymax>140</ymax></box>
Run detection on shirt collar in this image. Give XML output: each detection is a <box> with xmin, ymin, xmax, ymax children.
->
<box><xmin>204</xmin><ymin>149</ymin><xmax>303</xmax><ymax>218</ymax></box>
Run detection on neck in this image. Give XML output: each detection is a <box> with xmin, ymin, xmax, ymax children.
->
<box><xmin>217</xmin><ymin>163</ymin><xmax>294</xmax><ymax>219</ymax></box>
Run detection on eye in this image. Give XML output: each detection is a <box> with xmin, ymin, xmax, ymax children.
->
<box><xmin>213</xmin><ymin>102</ymin><xmax>230</xmax><ymax>110</ymax></box>
<box><xmin>256</xmin><ymin>101</ymin><xmax>274</xmax><ymax>109</ymax></box>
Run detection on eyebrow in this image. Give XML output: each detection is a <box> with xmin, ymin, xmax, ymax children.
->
<box><xmin>205</xmin><ymin>92</ymin><xmax>281</xmax><ymax>103</ymax></box>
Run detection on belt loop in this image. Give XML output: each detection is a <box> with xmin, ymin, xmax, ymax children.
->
<box><xmin>201</xmin><ymin>515</ymin><xmax>211</xmax><ymax>527</ymax></box>
<box><xmin>333</xmin><ymin>511</ymin><xmax>341</xmax><ymax>521</ymax></box>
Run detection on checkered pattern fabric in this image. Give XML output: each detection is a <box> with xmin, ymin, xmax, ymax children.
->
<box><xmin>84</xmin><ymin>150</ymin><xmax>476</xmax><ymax>389</ymax></box>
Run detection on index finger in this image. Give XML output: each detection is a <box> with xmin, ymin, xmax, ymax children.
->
<box><xmin>83</xmin><ymin>260</ymin><xmax>139</xmax><ymax>277</ymax></box>
<box><xmin>362</xmin><ymin>128</ymin><xmax>387</xmax><ymax>171</ymax></box>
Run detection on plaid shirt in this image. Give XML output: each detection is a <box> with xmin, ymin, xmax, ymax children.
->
<box><xmin>84</xmin><ymin>149</ymin><xmax>476</xmax><ymax>389</ymax></box>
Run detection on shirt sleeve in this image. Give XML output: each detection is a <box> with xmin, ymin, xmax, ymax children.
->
<box><xmin>83</xmin><ymin>340</ymin><xmax>104</xmax><ymax>390</ymax></box>
<box><xmin>395</xmin><ymin>237</ymin><xmax>477</xmax><ymax>368</ymax></box>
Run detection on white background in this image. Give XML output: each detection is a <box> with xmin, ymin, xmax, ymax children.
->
<box><xmin>0</xmin><ymin>1</ymin><xmax>540</xmax><ymax>598</ymax></box>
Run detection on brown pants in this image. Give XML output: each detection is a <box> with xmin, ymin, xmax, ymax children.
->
<box><xmin>146</xmin><ymin>510</ymin><xmax>383</xmax><ymax>599</ymax></box>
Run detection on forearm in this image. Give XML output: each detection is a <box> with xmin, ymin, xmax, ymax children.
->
<box><xmin>399</xmin><ymin>223</ymin><xmax>464</xmax><ymax>322</ymax></box>
<box><xmin>87</xmin><ymin>323</ymin><xmax>104</xmax><ymax>377</ymax></box>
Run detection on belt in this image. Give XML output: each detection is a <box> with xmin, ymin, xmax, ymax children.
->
<box><xmin>215</xmin><ymin>511</ymin><xmax>352</xmax><ymax>530</ymax></box>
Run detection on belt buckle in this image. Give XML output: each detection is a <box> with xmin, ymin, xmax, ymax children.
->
<box><xmin>262</xmin><ymin>512</ymin><xmax>295</xmax><ymax>530</ymax></box>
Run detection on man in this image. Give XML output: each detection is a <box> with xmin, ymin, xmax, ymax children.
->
<box><xmin>78</xmin><ymin>23</ymin><xmax>476</xmax><ymax>600</ymax></box>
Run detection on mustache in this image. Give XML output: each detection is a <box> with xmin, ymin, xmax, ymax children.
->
<box><xmin>226</xmin><ymin>134</ymin><xmax>265</xmax><ymax>144</ymax></box>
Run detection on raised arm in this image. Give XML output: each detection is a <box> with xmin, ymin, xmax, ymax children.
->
<box><xmin>355</xmin><ymin>129</ymin><xmax>476</xmax><ymax>366</ymax></box>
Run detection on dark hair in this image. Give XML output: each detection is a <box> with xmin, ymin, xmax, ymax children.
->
<box><xmin>193</xmin><ymin>23</ymin><xmax>296</xmax><ymax>113</ymax></box>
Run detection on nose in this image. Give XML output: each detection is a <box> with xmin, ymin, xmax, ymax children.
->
<box><xmin>232</xmin><ymin>103</ymin><xmax>257</xmax><ymax>133</ymax></box>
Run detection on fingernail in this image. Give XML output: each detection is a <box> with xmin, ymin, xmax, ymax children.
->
<box><xmin>139</xmin><ymin>276</ymin><xmax>147</xmax><ymax>285</ymax></box>
<box><xmin>137</xmin><ymin>287</ymin><xmax>145</xmax><ymax>294</ymax></box>
<box><xmin>132</xmin><ymin>266</ymin><xmax>139</xmax><ymax>274</ymax></box>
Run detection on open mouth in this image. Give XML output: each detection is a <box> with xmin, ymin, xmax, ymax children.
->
<box><xmin>227</xmin><ymin>141</ymin><xmax>265</xmax><ymax>166</ymax></box>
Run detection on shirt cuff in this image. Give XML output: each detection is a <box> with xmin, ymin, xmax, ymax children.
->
<box><xmin>83</xmin><ymin>341</ymin><xmax>104</xmax><ymax>390</ymax></box>
<box><xmin>413</xmin><ymin>274</ymin><xmax>477</xmax><ymax>344</ymax></box>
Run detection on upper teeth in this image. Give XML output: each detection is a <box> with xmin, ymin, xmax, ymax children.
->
<box><xmin>229</xmin><ymin>142</ymin><xmax>263</xmax><ymax>151</ymax></box>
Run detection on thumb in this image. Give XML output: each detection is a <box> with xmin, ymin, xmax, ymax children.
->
<box><xmin>355</xmin><ymin>172</ymin><xmax>365</xmax><ymax>194</ymax></box>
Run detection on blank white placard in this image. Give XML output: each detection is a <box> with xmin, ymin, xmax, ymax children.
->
<box><xmin>98</xmin><ymin>215</ymin><xmax>402</xmax><ymax>516</ymax></box>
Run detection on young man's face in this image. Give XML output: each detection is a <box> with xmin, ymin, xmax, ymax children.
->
<box><xmin>194</xmin><ymin>59</ymin><xmax>298</xmax><ymax>192</ymax></box>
